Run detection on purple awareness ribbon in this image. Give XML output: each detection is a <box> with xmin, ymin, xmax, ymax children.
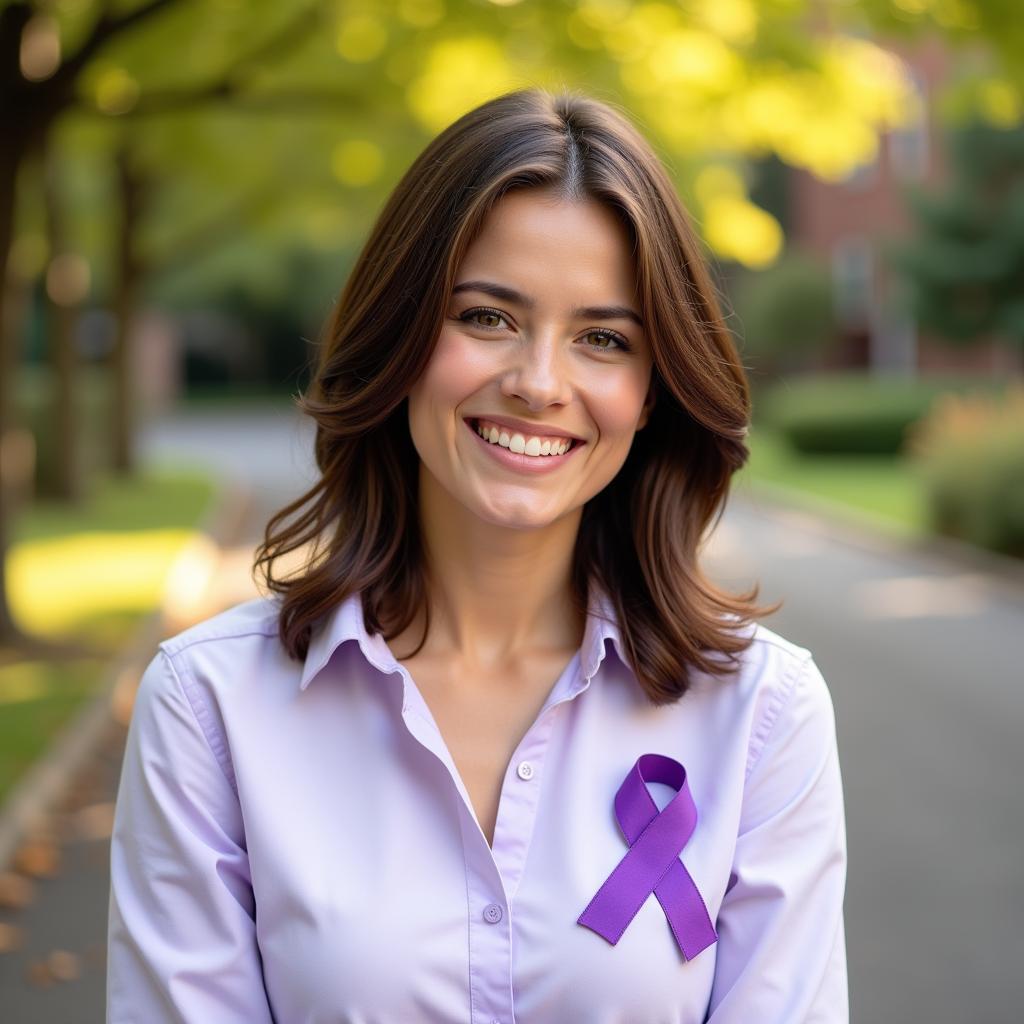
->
<box><xmin>577</xmin><ymin>753</ymin><xmax>718</xmax><ymax>961</ymax></box>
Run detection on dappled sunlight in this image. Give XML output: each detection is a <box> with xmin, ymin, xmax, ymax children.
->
<box><xmin>8</xmin><ymin>529</ymin><xmax>198</xmax><ymax>636</ymax></box>
<box><xmin>331</xmin><ymin>139</ymin><xmax>385</xmax><ymax>187</ymax></box>
<box><xmin>710</xmin><ymin>40</ymin><xmax>917</xmax><ymax>179</ymax></box>
<box><xmin>850</xmin><ymin>573</ymin><xmax>992</xmax><ymax>619</ymax></box>
<box><xmin>397</xmin><ymin>0</ymin><xmax>445</xmax><ymax>29</ymax></box>
<box><xmin>161</xmin><ymin>533</ymin><xmax>222</xmax><ymax>626</ymax></box>
<box><xmin>627</xmin><ymin>28</ymin><xmax>743</xmax><ymax>95</ymax></box>
<box><xmin>703</xmin><ymin>193</ymin><xmax>782</xmax><ymax>267</ymax></box>
<box><xmin>335</xmin><ymin>12</ymin><xmax>389</xmax><ymax>62</ymax></box>
<box><xmin>889</xmin><ymin>0</ymin><xmax>980</xmax><ymax>31</ymax></box>
<box><xmin>407</xmin><ymin>37</ymin><xmax>520</xmax><ymax>131</ymax></box>
<box><xmin>0</xmin><ymin>663</ymin><xmax>57</xmax><ymax>707</ymax></box>
<box><xmin>691</xmin><ymin>0</ymin><xmax>758</xmax><ymax>45</ymax></box>
<box><xmin>91</xmin><ymin>64</ymin><xmax>139</xmax><ymax>115</ymax></box>
<box><xmin>304</xmin><ymin>205</ymin><xmax>350</xmax><ymax>248</ymax></box>
<box><xmin>694</xmin><ymin>164</ymin><xmax>783</xmax><ymax>267</ymax></box>
<box><xmin>606</xmin><ymin>3</ymin><xmax>682</xmax><ymax>62</ymax></box>
<box><xmin>978</xmin><ymin>77</ymin><xmax>1022</xmax><ymax>126</ymax></box>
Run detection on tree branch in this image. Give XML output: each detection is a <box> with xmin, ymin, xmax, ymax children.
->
<box><xmin>62</xmin><ymin>0</ymin><xmax>182</xmax><ymax>81</ymax></box>
<box><xmin>74</xmin><ymin>85</ymin><xmax>367</xmax><ymax>117</ymax></box>
<box><xmin>142</xmin><ymin>183</ymin><xmax>284</xmax><ymax>274</ymax></box>
<box><xmin>221</xmin><ymin>1</ymin><xmax>323</xmax><ymax>76</ymax></box>
<box><xmin>67</xmin><ymin>2</ymin><xmax>346</xmax><ymax>118</ymax></box>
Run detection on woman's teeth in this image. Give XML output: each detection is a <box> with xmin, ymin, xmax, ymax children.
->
<box><xmin>474</xmin><ymin>420</ymin><xmax>574</xmax><ymax>457</ymax></box>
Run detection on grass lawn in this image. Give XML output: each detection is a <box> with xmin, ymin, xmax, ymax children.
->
<box><xmin>0</xmin><ymin>467</ymin><xmax>215</xmax><ymax>804</ymax></box>
<box><xmin>737</xmin><ymin>424</ymin><xmax>929</xmax><ymax>538</ymax></box>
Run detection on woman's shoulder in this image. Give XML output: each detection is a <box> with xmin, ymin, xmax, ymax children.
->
<box><xmin>712</xmin><ymin>613</ymin><xmax>815</xmax><ymax>682</ymax></box>
<box><xmin>153</xmin><ymin>595</ymin><xmax>291</xmax><ymax>694</ymax></box>
<box><xmin>691</xmin><ymin>615</ymin><xmax>830</xmax><ymax>736</ymax></box>
<box><xmin>167</xmin><ymin>594</ymin><xmax>283</xmax><ymax>641</ymax></box>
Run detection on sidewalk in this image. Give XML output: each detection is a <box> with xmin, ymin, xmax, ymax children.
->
<box><xmin>0</xmin><ymin>480</ymin><xmax>269</xmax><ymax>1022</ymax></box>
<box><xmin>0</xmin><ymin>465</ymin><xmax>1020</xmax><ymax>1023</ymax></box>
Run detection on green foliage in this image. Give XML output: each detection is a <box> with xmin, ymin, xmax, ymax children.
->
<box><xmin>15</xmin><ymin>463</ymin><xmax>214</xmax><ymax>544</ymax></box>
<box><xmin>2</xmin><ymin>465</ymin><xmax>216</xmax><ymax>802</ymax></box>
<box><xmin>906</xmin><ymin>387</ymin><xmax>1024</xmax><ymax>557</ymax></box>
<box><xmin>158</xmin><ymin>247</ymin><xmax>329</xmax><ymax>395</ymax></box>
<box><xmin>886</xmin><ymin>119</ymin><xmax>1024</xmax><ymax>349</ymax></box>
<box><xmin>0</xmin><ymin>658</ymin><xmax>104</xmax><ymax>804</ymax></box>
<box><xmin>850</xmin><ymin>0</ymin><xmax>1024</xmax><ymax>110</ymax></box>
<box><xmin>729</xmin><ymin>249</ymin><xmax>839</xmax><ymax>378</ymax></box>
<box><xmin>741</xmin><ymin>424</ymin><xmax>925</xmax><ymax>534</ymax></box>
<box><xmin>758</xmin><ymin>372</ymin><xmax>1009</xmax><ymax>455</ymax></box>
<box><xmin>24</xmin><ymin>0</ymin><xmax>931</xmax><ymax>309</ymax></box>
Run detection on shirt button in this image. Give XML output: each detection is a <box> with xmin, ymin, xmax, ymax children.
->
<box><xmin>516</xmin><ymin>760</ymin><xmax>534</xmax><ymax>780</ymax></box>
<box><xmin>483</xmin><ymin>903</ymin><xmax>503</xmax><ymax>923</ymax></box>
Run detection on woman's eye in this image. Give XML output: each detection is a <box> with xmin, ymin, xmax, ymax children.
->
<box><xmin>583</xmin><ymin>330</ymin><xmax>630</xmax><ymax>353</ymax></box>
<box><xmin>458</xmin><ymin>308</ymin><xmax>631</xmax><ymax>353</ymax></box>
<box><xmin>460</xmin><ymin>308</ymin><xmax>509</xmax><ymax>330</ymax></box>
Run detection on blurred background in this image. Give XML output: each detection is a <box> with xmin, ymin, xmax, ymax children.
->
<box><xmin>0</xmin><ymin>0</ymin><xmax>1022</xmax><ymax>1021</ymax></box>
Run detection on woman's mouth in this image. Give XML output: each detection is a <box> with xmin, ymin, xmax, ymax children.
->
<box><xmin>464</xmin><ymin>417</ymin><xmax>585</xmax><ymax>474</ymax></box>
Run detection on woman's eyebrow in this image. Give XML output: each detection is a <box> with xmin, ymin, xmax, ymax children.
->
<box><xmin>452</xmin><ymin>279</ymin><xmax>644</xmax><ymax>328</ymax></box>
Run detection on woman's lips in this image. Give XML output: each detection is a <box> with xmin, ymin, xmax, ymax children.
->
<box><xmin>464</xmin><ymin>417</ymin><xmax>585</xmax><ymax>474</ymax></box>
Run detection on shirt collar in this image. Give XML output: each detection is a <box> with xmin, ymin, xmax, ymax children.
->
<box><xmin>298</xmin><ymin>582</ymin><xmax>625</xmax><ymax>692</ymax></box>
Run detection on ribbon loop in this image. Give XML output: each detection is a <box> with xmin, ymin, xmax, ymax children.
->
<box><xmin>577</xmin><ymin>753</ymin><xmax>717</xmax><ymax>960</ymax></box>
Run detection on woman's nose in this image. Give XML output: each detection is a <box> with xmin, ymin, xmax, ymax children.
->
<box><xmin>499</xmin><ymin>332</ymin><xmax>574</xmax><ymax>407</ymax></box>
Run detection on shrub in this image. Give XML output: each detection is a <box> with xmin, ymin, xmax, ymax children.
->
<box><xmin>729</xmin><ymin>251</ymin><xmax>838</xmax><ymax>379</ymax></box>
<box><xmin>905</xmin><ymin>386</ymin><xmax>1024</xmax><ymax>558</ymax></box>
<box><xmin>758</xmin><ymin>372</ymin><xmax>1007</xmax><ymax>455</ymax></box>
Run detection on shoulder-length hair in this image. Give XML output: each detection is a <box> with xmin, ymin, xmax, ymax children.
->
<box><xmin>254</xmin><ymin>86</ymin><xmax>780</xmax><ymax>706</ymax></box>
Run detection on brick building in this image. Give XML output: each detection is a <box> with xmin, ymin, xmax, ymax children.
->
<box><xmin>786</xmin><ymin>32</ymin><xmax>1022</xmax><ymax>377</ymax></box>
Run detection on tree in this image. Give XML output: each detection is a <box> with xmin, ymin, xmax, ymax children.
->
<box><xmin>0</xmin><ymin>0</ymin><xmax>180</xmax><ymax>643</ymax></box>
<box><xmin>886</xmin><ymin>119</ymin><xmax>1024</xmax><ymax>361</ymax></box>
<box><xmin>3</xmin><ymin>0</ymin><xmax>946</xmax><ymax>645</ymax></box>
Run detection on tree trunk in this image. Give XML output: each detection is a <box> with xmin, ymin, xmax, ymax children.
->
<box><xmin>42</xmin><ymin>148</ymin><xmax>82</xmax><ymax>502</ymax></box>
<box><xmin>0</xmin><ymin>139</ymin><xmax>27</xmax><ymax>642</ymax></box>
<box><xmin>111</xmin><ymin>145</ymin><xmax>143</xmax><ymax>476</ymax></box>
<box><xmin>0</xmin><ymin>0</ymin><xmax>182</xmax><ymax>646</ymax></box>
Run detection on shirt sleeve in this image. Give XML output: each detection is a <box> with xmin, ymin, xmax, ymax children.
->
<box><xmin>107</xmin><ymin>648</ymin><xmax>275</xmax><ymax>1024</ymax></box>
<box><xmin>705</xmin><ymin>654</ymin><xmax>849</xmax><ymax>1023</ymax></box>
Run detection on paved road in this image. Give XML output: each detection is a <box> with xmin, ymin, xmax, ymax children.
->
<box><xmin>1</xmin><ymin>407</ymin><xmax>1020</xmax><ymax>1022</ymax></box>
<box><xmin>706</xmin><ymin>479</ymin><xmax>1024</xmax><ymax>1024</ymax></box>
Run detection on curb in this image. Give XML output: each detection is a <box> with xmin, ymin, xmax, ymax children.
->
<box><xmin>737</xmin><ymin>476</ymin><xmax>1024</xmax><ymax>597</ymax></box>
<box><xmin>0</xmin><ymin>477</ymin><xmax>257</xmax><ymax>873</ymax></box>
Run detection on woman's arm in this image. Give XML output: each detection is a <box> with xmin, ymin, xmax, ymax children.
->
<box><xmin>107</xmin><ymin>648</ymin><xmax>276</xmax><ymax>1023</ymax></box>
<box><xmin>705</xmin><ymin>655</ymin><xmax>849</xmax><ymax>1023</ymax></box>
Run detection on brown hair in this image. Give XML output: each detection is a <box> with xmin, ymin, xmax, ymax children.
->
<box><xmin>253</xmin><ymin>86</ymin><xmax>780</xmax><ymax>706</ymax></box>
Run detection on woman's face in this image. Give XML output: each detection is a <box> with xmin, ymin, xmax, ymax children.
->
<box><xmin>407</xmin><ymin>187</ymin><xmax>656</xmax><ymax>533</ymax></box>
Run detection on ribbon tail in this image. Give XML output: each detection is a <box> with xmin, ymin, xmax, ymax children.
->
<box><xmin>655</xmin><ymin>861</ymin><xmax>718</xmax><ymax>960</ymax></box>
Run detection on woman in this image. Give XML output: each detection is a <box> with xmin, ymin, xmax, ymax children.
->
<box><xmin>107</xmin><ymin>88</ymin><xmax>848</xmax><ymax>1022</ymax></box>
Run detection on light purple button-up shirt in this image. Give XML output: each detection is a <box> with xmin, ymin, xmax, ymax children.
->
<box><xmin>107</xmin><ymin>585</ymin><xmax>848</xmax><ymax>1023</ymax></box>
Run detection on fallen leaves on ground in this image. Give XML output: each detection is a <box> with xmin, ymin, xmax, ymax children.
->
<box><xmin>0</xmin><ymin>921</ymin><xmax>23</xmax><ymax>952</ymax></box>
<box><xmin>0</xmin><ymin>871</ymin><xmax>34</xmax><ymax>909</ymax></box>
<box><xmin>25</xmin><ymin>949</ymin><xmax>81</xmax><ymax>986</ymax></box>
<box><xmin>47</xmin><ymin>949</ymin><xmax>80</xmax><ymax>981</ymax></box>
<box><xmin>12</xmin><ymin>838</ymin><xmax>60</xmax><ymax>878</ymax></box>
<box><xmin>69</xmin><ymin>802</ymin><xmax>115</xmax><ymax>842</ymax></box>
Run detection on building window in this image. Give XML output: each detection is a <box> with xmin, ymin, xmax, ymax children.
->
<box><xmin>832</xmin><ymin>235</ymin><xmax>874</xmax><ymax>327</ymax></box>
<box><xmin>890</xmin><ymin>69</ymin><xmax>930</xmax><ymax>181</ymax></box>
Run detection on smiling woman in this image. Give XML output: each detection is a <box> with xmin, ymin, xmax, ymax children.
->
<box><xmin>107</xmin><ymin>88</ymin><xmax>849</xmax><ymax>1024</ymax></box>
<box><xmin>407</xmin><ymin>190</ymin><xmax>657</xmax><ymax>534</ymax></box>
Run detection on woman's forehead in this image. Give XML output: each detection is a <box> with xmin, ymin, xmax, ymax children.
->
<box><xmin>455</xmin><ymin>192</ymin><xmax>640</xmax><ymax>304</ymax></box>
